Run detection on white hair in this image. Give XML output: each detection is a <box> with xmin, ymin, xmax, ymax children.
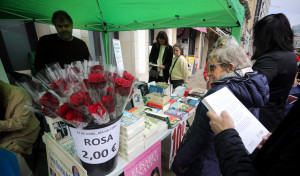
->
<box><xmin>211</xmin><ymin>46</ymin><xmax>251</xmax><ymax>70</ymax></box>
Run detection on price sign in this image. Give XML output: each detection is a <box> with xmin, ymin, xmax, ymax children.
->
<box><xmin>169</xmin><ymin>120</ymin><xmax>186</xmax><ymax>168</ymax></box>
<box><xmin>70</xmin><ymin>119</ymin><xmax>121</xmax><ymax>164</ymax></box>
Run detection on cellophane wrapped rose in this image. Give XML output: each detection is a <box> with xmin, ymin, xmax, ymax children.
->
<box><xmin>19</xmin><ymin>61</ymin><xmax>136</xmax><ymax>129</ymax></box>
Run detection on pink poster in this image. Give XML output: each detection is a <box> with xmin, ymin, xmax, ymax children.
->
<box><xmin>124</xmin><ymin>140</ymin><xmax>161</xmax><ymax>176</ymax></box>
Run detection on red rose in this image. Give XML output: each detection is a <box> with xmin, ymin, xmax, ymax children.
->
<box><xmin>89</xmin><ymin>102</ymin><xmax>106</xmax><ymax>118</ymax></box>
<box><xmin>70</xmin><ymin>91</ymin><xmax>92</xmax><ymax>107</ymax></box>
<box><xmin>122</xmin><ymin>79</ymin><xmax>132</xmax><ymax>88</ymax></box>
<box><xmin>50</xmin><ymin>78</ymin><xmax>69</xmax><ymax>96</ymax></box>
<box><xmin>115</xmin><ymin>77</ymin><xmax>124</xmax><ymax>86</ymax></box>
<box><xmin>56</xmin><ymin>103</ymin><xmax>72</xmax><ymax>119</ymax></box>
<box><xmin>39</xmin><ymin>91</ymin><xmax>59</xmax><ymax>110</ymax></box>
<box><xmin>88</xmin><ymin>73</ymin><xmax>106</xmax><ymax>89</ymax></box>
<box><xmin>101</xmin><ymin>95</ymin><xmax>115</xmax><ymax>113</ymax></box>
<box><xmin>115</xmin><ymin>78</ymin><xmax>132</xmax><ymax>96</ymax></box>
<box><xmin>66</xmin><ymin>110</ymin><xmax>85</xmax><ymax>122</ymax></box>
<box><xmin>123</xmin><ymin>71</ymin><xmax>135</xmax><ymax>81</ymax></box>
<box><xmin>90</xmin><ymin>65</ymin><xmax>104</xmax><ymax>74</ymax></box>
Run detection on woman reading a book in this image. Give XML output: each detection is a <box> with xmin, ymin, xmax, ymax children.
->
<box><xmin>169</xmin><ymin>44</ymin><xmax>188</xmax><ymax>89</ymax></box>
<box><xmin>171</xmin><ymin>45</ymin><xmax>269</xmax><ymax>176</ymax></box>
<box><xmin>148</xmin><ymin>31</ymin><xmax>173</xmax><ymax>83</ymax></box>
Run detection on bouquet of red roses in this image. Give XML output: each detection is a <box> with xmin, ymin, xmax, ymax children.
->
<box><xmin>20</xmin><ymin>61</ymin><xmax>136</xmax><ymax>129</ymax></box>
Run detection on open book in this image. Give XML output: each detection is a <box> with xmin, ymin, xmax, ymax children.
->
<box><xmin>202</xmin><ymin>87</ymin><xmax>269</xmax><ymax>154</ymax></box>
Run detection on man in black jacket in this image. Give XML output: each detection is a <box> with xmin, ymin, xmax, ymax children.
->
<box><xmin>34</xmin><ymin>10</ymin><xmax>90</xmax><ymax>73</ymax></box>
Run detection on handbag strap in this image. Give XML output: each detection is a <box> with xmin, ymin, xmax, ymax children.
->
<box><xmin>169</xmin><ymin>56</ymin><xmax>180</xmax><ymax>80</ymax></box>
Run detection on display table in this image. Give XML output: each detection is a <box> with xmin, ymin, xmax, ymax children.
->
<box><xmin>107</xmin><ymin>112</ymin><xmax>194</xmax><ymax>176</ymax></box>
<box><xmin>45</xmin><ymin>112</ymin><xmax>195</xmax><ymax>176</ymax></box>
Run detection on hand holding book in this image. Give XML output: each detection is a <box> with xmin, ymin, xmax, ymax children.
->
<box><xmin>206</xmin><ymin>111</ymin><xmax>235</xmax><ymax>135</ymax></box>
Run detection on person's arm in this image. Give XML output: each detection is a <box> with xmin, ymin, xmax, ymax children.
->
<box><xmin>252</xmin><ymin>55</ymin><xmax>278</xmax><ymax>83</ymax></box>
<box><xmin>34</xmin><ymin>37</ymin><xmax>46</xmax><ymax>73</ymax></box>
<box><xmin>181</xmin><ymin>56</ymin><xmax>188</xmax><ymax>82</ymax></box>
<box><xmin>0</xmin><ymin>89</ymin><xmax>33</xmax><ymax>131</ymax></box>
<box><xmin>215</xmin><ymin>129</ymin><xmax>258</xmax><ymax>176</ymax></box>
<box><xmin>173</xmin><ymin>104</ymin><xmax>215</xmax><ymax>170</ymax></box>
<box><xmin>207</xmin><ymin>111</ymin><xmax>258</xmax><ymax>176</ymax></box>
<box><xmin>162</xmin><ymin>45</ymin><xmax>173</xmax><ymax>70</ymax></box>
<box><xmin>82</xmin><ymin>42</ymin><xmax>90</xmax><ymax>60</ymax></box>
<box><xmin>149</xmin><ymin>43</ymin><xmax>158</xmax><ymax>64</ymax></box>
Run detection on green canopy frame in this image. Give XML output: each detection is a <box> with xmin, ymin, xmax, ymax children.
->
<box><xmin>0</xmin><ymin>0</ymin><xmax>246</xmax><ymax>63</ymax></box>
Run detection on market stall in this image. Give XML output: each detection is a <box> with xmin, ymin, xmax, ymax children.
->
<box><xmin>0</xmin><ymin>0</ymin><xmax>248</xmax><ymax>175</ymax></box>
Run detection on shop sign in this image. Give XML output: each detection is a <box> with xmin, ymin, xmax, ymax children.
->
<box><xmin>69</xmin><ymin>119</ymin><xmax>121</xmax><ymax>164</ymax></box>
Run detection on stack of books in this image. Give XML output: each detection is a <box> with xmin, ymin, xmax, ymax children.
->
<box><xmin>177</xmin><ymin>97</ymin><xmax>200</xmax><ymax>107</ymax></box>
<box><xmin>118</xmin><ymin>111</ymin><xmax>145</xmax><ymax>162</ymax></box>
<box><xmin>143</xmin><ymin>116</ymin><xmax>168</xmax><ymax>149</ymax></box>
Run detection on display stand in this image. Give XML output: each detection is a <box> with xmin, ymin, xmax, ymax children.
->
<box><xmin>45</xmin><ymin>112</ymin><xmax>195</xmax><ymax>176</ymax></box>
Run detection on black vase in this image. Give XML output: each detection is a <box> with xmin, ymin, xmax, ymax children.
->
<box><xmin>80</xmin><ymin>115</ymin><xmax>122</xmax><ymax>176</ymax></box>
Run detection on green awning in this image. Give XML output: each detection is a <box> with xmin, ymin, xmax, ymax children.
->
<box><xmin>0</xmin><ymin>0</ymin><xmax>245</xmax><ymax>32</ymax></box>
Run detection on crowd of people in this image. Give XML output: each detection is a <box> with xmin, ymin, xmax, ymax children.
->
<box><xmin>1</xmin><ymin>8</ymin><xmax>299</xmax><ymax>176</ymax></box>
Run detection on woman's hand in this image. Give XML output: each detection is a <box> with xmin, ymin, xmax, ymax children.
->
<box><xmin>257</xmin><ymin>132</ymin><xmax>272</xmax><ymax>149</ymax></box>
<box><xmin>157</xmin><ymin>65</ymin><xmax>165</xmax><ymax>69</ymax></box>
<box><xmin>206</xmin><ymin>111</ymin><xmax>235</xmax><ymax>134</ymax></box>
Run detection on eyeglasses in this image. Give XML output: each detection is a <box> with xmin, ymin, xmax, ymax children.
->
<box><xmin>218</xmin><ymin>43</ymin><xmax>226</xmax><ymax>48</ymax></box>
<box><xmin>209</xmin><ymin>63</ymin><xmax>226</xmax><ymax>71</ymax></box>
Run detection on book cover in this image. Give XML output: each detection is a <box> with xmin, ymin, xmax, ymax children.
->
<box><xmin>120</xmin><ymin>111</ymin><xmax>144</xmax><ymax>133</ymax></box>
<box><xmin>149</xmin><ymin>85</ymin><xmax>164</xmax><ymax>94</ymax></box>
<box><xmin>164</xmin><ymin>109</ymin><xmax>188</xmax><ymax>119</ymax></box>
<box><xmin>169</xmin><ymin>116</ymin><xmax>181</xmax><ymax>128</ymax></box>
<box><xmin>202</xmin><ymin>87</ymin><xmax>269</xmax><ymax>154</ymax></box>
<box><xmin>129</xmin><ymin>105</ymin><xmax>162</xmax><ymax>116</ymax></box>
<box><xmin>143</xmin><ymin>117</ymin><xmax>160</xmax><ymax>138</ymax></box>
<box><xmin>45</xmin><ymin>116</ymin><xmax>72</xmax><ymax>141</ymax></box>
<box><xmin>169</xmin><ymin>102</ymin><xmax>185</xmax><ymax>110</ymax></box>
<box><xmin>132</xmin><ymin>88</ymin><xmax>144</xmax><ymax>108</ymax></box>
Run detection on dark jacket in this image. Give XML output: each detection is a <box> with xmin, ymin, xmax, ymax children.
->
<box><xmin>252</xmin><ymin>50</ymin><xmax>297</xmax><ymax>131</ymax></box>
<box><xmin>34</xmin><ymin>34</ymin><xmax>90</xmax><ymax>72</ymax></box>
<box><xmin>149</xmin><ymin>42</ymin><xmax>173</xmax><ymax>82</ymax></box>
<box><xmin>171</xmin><ymin>71</ymin><xmax>269</xmax><ymax>176</ymax></box>
<box><xmin>214</xmin><ymin>97</ymin><xmax>300</xmax><ymax>176</ymax></box>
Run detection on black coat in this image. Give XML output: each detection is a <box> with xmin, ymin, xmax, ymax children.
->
<box><xmin>214</xmin><ymin>98</ymin><xmax>300</xmax><ymax>176</ymax></box>
<box><xmin>252</xmin><ymin>50</ymin><xmax>297</xmax><ymax>131</ymax></box>
<box><xmin>149</xmin><ymin>42</ymin><xmax>173</xmax><ymax>82</ymax></box>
